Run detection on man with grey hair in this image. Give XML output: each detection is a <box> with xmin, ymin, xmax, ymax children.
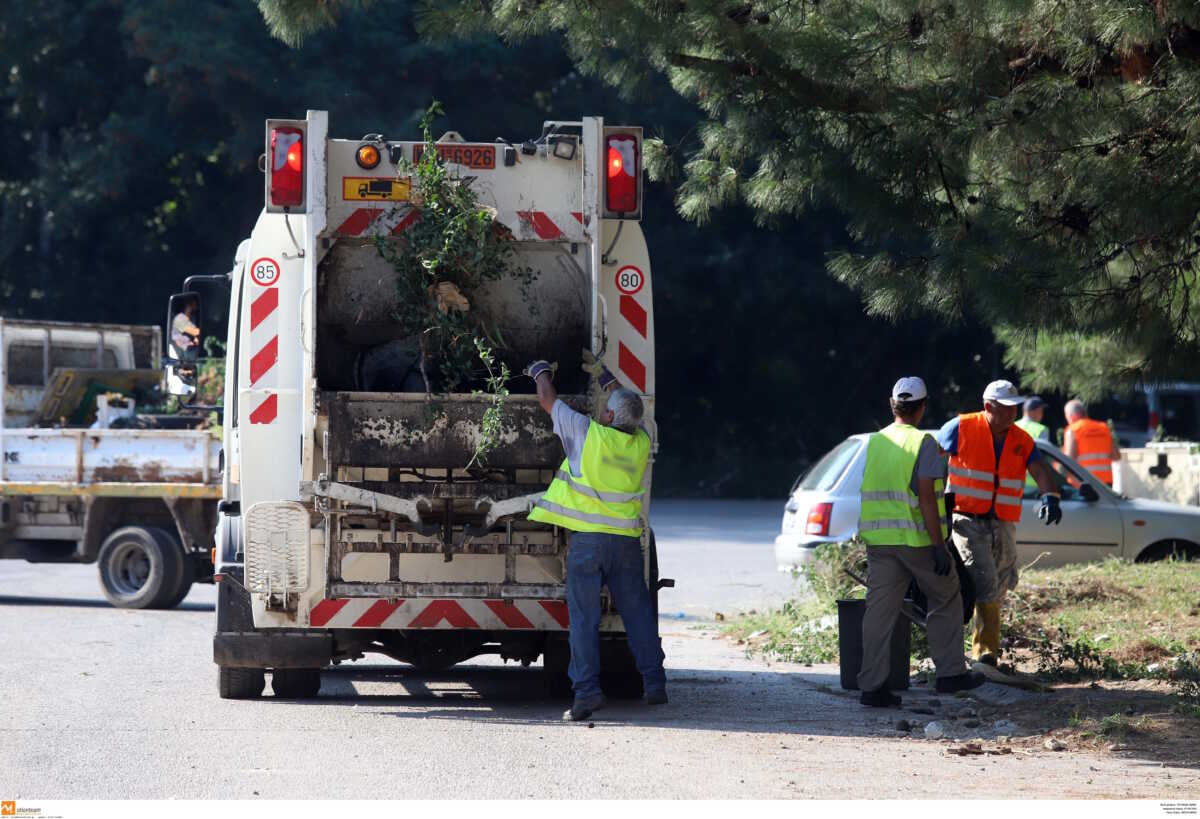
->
<box><xmin>1063</xmin><ymin>399</ymin><xmax>1120</xmax><ymax>486</ymax></box>
<box><xmin>524</xmin><ymin>355</ymin><xmax>666</xmax><ymax>721</ymax></box>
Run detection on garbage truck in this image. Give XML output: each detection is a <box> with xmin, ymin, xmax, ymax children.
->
<box><xmin>169</xmin><ymin>111</ymin><xmax>668</xmax><ymax>699</ymax></box>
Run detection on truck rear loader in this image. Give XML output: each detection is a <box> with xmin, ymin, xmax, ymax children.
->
<box><xmin>170</xmin><ymin>111</ymin><xmax>668</xmax><ymax>699</ymax></box>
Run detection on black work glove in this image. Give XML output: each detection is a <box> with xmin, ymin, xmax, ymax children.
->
<box><xmin>931</xmin><ymin>543</ymin><xmax>952</xmax><ymax>576</ymax></box>
<box><xmin>1038</xmin><ymin>493</ymin><xmax>1062</xmax><ymax>526</ymax></box>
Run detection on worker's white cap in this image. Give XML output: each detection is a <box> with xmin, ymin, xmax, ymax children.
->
<box><xmin>891</xmin><ymin>376</ymin><xmax>927</xmax><ymax>402</ymax></box>
<box><xmin>983</xmin><ymin>379</ymin><xmax>1025</xmax><ymax>406</ymax></box>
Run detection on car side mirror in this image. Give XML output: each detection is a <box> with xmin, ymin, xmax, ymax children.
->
<box><xmin>1078</xmin><ymin>483</ymin><xmax>1099</xmax><ymax>503</ymax></box>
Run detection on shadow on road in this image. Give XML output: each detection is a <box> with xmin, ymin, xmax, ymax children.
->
<box><xmin>280</xmin><ymin>662</ymin><xmax>1198</xmax><ymax>772</ymax></box>
<box><xmin>0</xmin><ymin>594</ymin><xmax>213</xmax><ymax>612</ymax></box>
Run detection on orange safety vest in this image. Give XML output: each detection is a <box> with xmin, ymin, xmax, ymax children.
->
<box><xmin>947</xmin><ymin>412</ymin><xmax>1033</xmax><ymax>522</ymax></box>
<box><xmin>1069</xmin><ymin>418</ymin><xmax>1114</xmax><ymax>485</ymax></box>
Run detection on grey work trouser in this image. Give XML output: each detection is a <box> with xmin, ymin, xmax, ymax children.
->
<box><xmin>950</xmin><ymin>514</ymin><xmax>1018</xmax><ymax>604</ymax></box>
<box><xmin>857</xmin><ymin>545</ymin><xmax>967</xmax><ymax>692</ymax></box>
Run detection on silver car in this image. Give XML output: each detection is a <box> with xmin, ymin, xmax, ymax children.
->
<box><xmin>775</xmin><ymin>434</ymin><xmax>1200</xmax><ymax>569</ymax></box>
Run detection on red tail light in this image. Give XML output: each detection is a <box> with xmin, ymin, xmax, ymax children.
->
<box><xmin>605</xmin><ymin>133</ymin><xmax>639</xmax><ymax>213</ymax></box>
<box><xmin>806</xmin><ymin>502</ymin><xmax>832</xmax><ymax>536</ymax></box>
<box><xmin>1148</xmin><ymin>410</ymin><xmax>1160</xmax><ymax>435</ymax></box>
<box><xmin>270</xmin><ymin>126</ymin><xmax>304</xmax><ymax>208</ymax></box>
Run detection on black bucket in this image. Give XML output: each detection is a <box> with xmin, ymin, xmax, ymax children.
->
<box><xmin>836</xmin><ymin>598</ymin><xmax>911</xmax><ymax>691</ymax></box>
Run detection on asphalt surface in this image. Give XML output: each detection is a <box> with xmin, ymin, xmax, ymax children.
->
<box><xmin>1</xmin><ymin>500</ymin><xmax>1196</xmax><ymax>799</ymax></box>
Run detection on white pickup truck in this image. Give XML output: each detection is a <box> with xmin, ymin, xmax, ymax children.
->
<box><xmin>0</xmin><ymin>318</ymin><xmax>221</xmax><ymax>608</ymax></box>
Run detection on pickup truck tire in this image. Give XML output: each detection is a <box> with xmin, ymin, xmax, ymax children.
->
<box><xmin>97</xmin><ymin>526</ymin><xmax>187</xmax><ymax>610</ymax></box>
<box><xmin>219</xmin><ymin>667</ymin><xmax>266</xmax><ymax>699</ymax></box>
<box><xmin>272</xmin><ymin>669</ymin><xmax>322</xmax><ymax>699</ymax></box>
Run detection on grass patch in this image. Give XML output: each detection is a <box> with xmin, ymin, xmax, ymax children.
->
<box><xmin>722</xmin><ymin>596</ymin><xmax>841</xmax><ymax>663</ymax></box>
<box><xmin>726</xmin><ymin>545</ymin><xmax>1200</xmax><ymax>702</ymax></box>
<box><xmin>1004</xmin><ymin>558</ymin><xmax>1200</xmax><ymax>682</ymax></box>
<box><xmin>1008</xmin><ymin>559</ymin><xmax>1199</xmax><ymax>658</ymax></box>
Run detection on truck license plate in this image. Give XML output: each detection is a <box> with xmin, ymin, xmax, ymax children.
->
<box><xmin>412</xmin><ymin>144</ymin><xmax>496</xmax><ymax>169</ymax></box>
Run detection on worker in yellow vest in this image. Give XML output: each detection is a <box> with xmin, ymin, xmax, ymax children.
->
<box><xmin>857</xmin><ymin>377</ymin><xmax>984</xmax><ymax>707</ymax></box>
<box><xmin>1064</xmin><ymin>399</ymin><xmax>1121</xmax><ymax>486</ymax></box>
<box><xmin>937</xmin><ymin>381</ymin><xmax>1063</xmax><ymax>666</ymax></box>
<box><xmin>525</xmin><ymin>358</ymin><xmax>666</xmax><ymax>721</ymax></box>
<box><xmin>1015</xmin><ymin>397</ymin><xmax>1050</xmax><ymax>490</ymax></box>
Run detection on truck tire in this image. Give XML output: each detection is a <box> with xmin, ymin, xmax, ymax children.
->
<box><xmin>97</xmin><ymin>526</ymin><xmax>187</xmax><ymax>610</ymax></box>
<box><xmin>542</xmin><ymin>636</ymin><xmax>573</xmax><ymax>700</ymax></box>
<box><xmin>219</xmin><ymin>667</ymin><xmax>266</xmax><ymax>699</ymax></box>
<box><xmin>272</xmin><ymin>669</ymin><xmax>322</xmax><ymax>699</ymax></box>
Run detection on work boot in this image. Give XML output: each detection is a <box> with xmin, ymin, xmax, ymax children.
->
<box><xmin>971</xmin><ymin>601</ymin><xmax>1003</xmax><ymax>661</ymax></box>
<box><xmin>645</xmin><ymin>689</ymin><xmax>668</xmax><ymax>706</ymax></box>
<box><xmin>860</xmin><ymin>687</ymin><xmax>902</xmax><ymax>708</ymax></box>
<box><xmin>935</xmin><ymin>671</ymin><xmax>986</xmax><ymax>693</ymax></box>
<box><xmin>563</xmin><ymin>693</ymin><xmax>606</xmax><ymax>722</ymax></box>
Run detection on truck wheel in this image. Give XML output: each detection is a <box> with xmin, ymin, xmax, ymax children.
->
<box><xmin>542</xmin><ymin>636</ymin><xmax>573</xmax><ymax>700</ymax></box>
<box><xmin>97</xmin><ymin>526</ymin><xmax>186</xmax><ymax>610</ymax></box>
<box><xmin>158</xmin><ymin>552</ymin><xmax>195</xmax><ymax>609</ymax></box>
<box><xmin>218</xmin><ymin>667</ymin><xmax>266</xmax><ymax>699</ymax></box>
<box><xmin>600</xmin><ymin>639</ymin><xmax>645</xmax><ymax>699</ymax></box>
<box><xmin>272</xmin><ymin>669</ymin><xmax>322</xmax><ymax>699</ymax></box>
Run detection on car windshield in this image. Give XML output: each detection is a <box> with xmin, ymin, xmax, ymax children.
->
<box><xmin>793</xmin><ymin>438</ymin><xmax>862</xmax><ymax>493</ymax></box>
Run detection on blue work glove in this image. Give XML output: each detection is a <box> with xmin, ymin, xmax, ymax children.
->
<box><xmin>523</xmin><ymin>360</ymin><xmax>555</xmax><ymax>381</ymax></box>
<box><xmin>1038</xmin><ymin>493</ymin><xmax>1062</xmax><ymax>525</ymax></box>
<box><xmin>931</xmin><ymin>543</ymin><xmax>952</xmax><ymax>576</ymax></box>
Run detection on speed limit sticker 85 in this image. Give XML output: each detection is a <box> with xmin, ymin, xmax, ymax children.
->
<box><xmin>250</xmin><ymin>257</ymin><xmax>280</xmax><ymax>288</ymax></box>
<box><xmin>615</xmin><ymin>265</ymin><xmax>644</xmax><ymax>295</ymax></box>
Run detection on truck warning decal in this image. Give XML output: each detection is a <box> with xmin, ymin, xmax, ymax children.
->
<box><xmin>250</xmin><ymin>257</ymin><xmax>280</xmax><ymax>288</ymax></box>
<box><xmin>342</xmin><ymin>177</ymin><xmax>412</xmax><ymax>202</ymax></box>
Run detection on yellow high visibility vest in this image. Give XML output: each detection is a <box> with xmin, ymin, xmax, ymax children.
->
<box><xmin>528</xmin><ymin>421</ymin><xmax>650</xmax><ymax>537</ymax></box>
<box><xmin>858</xmin><ymin>423</ymin><xmax>946</xmax><ymax>548</ymax></box>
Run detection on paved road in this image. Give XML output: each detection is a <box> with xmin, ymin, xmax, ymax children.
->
<box><xmin>652</xmin><ymin>499</ymin><xmax>802</xmax><ymax>619</ymax></box>
<box><xmin>1</xmin><ymin>501</ymin><xmax>1195</xmax><ymax>799</ymax></box>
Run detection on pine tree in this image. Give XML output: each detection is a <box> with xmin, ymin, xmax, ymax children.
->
<box><xmin>259</xmin><ymin>1</ymin><xmax>1200</xmax><ymax>397</ymax></box>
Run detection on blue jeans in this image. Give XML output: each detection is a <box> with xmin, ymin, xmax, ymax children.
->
<box><xmin>565</xmin><ymin>531</ymin><xmax>666</xmax><ymax>699</ymax></box>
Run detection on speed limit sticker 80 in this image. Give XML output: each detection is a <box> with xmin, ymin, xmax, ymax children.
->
<box><xmin>615</xmin><ymin>265</ymin><xmax>644</xmax><ymax>295</ymax></box>
<box><xmin>250</xmin><ymin>257</ymin><xmax>280</xmax><ymax>288</ymax></box>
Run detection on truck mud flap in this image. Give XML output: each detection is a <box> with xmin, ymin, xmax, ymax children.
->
<box><xmin>214</xmin><ymin>632</ymin><xmax>334</xmax><ymax>670</ymax></box>
<box><xmin>214</xmin><ymin>566</ymin><xmax>334</xmax><ymax>669</ymax></box>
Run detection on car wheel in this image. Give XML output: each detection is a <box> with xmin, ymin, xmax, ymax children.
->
<box><xmin>1135</xmin><ymin>539</ymin><xmax>1199</xmax><ymax>563</ymax></box>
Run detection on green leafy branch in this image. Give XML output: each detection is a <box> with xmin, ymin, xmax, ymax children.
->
<box><xmin>375</xmin><ymin>100</ymin><xmax>534</xmax><ymax>465</ymax></box>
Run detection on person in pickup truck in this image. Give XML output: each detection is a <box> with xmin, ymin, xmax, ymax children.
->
<box><xmin>524</xmin><ymin>357</ymin><xmax>666</xmax><ymax>722</ymax></box>
<box><xmin>170</xmin><ymin>298</ymin><xmax>201</xmax><ymax>362</ymax></box>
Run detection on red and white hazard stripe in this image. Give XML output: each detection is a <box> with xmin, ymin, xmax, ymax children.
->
<box><xmin>334</xmin><ymin>205</ymin><xmax>419</xmax><ymax>237</ymax></box>
<box><xmin>308</xmin><ymin>597</ymin><xmax>570</xmax><ymax>630</ymax></box>
<box><xmin>247</xmin><ymin>279</ymin><xmax>279</xmax><ymax>424</ymax></box>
